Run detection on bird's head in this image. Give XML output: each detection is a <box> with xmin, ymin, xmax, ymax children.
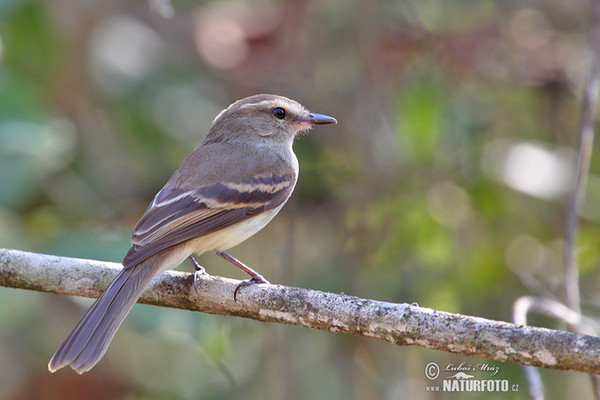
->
<box><xmin>206</xmin><ymin>94</ymin><xmax>337</xmax><ymax>146</ymax></box>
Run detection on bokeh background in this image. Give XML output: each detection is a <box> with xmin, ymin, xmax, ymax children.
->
<box><xmin>1</xmin><ymin>0</ymin><xmax>600</xmax><ymax>399</ymax></box>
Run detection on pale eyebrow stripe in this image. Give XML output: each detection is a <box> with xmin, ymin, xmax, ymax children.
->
<box><xmin>239</xmin><ymin>99</ymin><xmax>306</xmax><ymax>114</ymax></box>
<box><xmin>238</xmin><ymin>100</ymin><xmax>278</xmax><ymax>109</ymax></box>
<box><xmin>213</xmin><ymin>100</ymin><xmax>277</xmax><ymax>123</ymax></box>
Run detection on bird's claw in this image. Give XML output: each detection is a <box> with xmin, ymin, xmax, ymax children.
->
<box><xmin>234</xmin><ymin>275</ymin><xmax>270</xmax><ymax>302</ymax></box>
<box><xmin>189</xmin><ymin>256</ymin><xmax>207</xmax><ymax>293</ymax></box>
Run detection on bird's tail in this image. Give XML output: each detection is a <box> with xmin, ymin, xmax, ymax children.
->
<box><xmin>48</xmin><ymin>261</ymin><xmax>160</xmax><ymax>374</ymax></box>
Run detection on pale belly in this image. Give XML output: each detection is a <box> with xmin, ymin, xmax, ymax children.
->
<box><xmin>154</xmin><ymin>204</ymin><xmax>285</xmax><ymax>275</ymax></box>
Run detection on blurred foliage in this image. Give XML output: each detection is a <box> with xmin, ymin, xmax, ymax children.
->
<box><xmin>1</xmin><ymin>0</ymin><xmax>599</xmax><ymax>399</ymax></box>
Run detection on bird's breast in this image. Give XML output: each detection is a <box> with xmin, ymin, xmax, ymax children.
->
<box><xmin>189</xmin><ymin>202</ymin><xmax>288</xmax><ymax>254</ymax></box>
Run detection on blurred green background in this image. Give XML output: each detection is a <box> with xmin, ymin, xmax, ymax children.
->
<box><xmin>1</xmin><ymin>0</ymin><xmax>599</xmax><ymax>399</ymax></box>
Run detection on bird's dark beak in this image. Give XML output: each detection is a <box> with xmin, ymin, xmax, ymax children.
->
<box><xmin>300</xmin><ymin>112</ymin><xmax>337</xmax><ymax>125</ymax></box>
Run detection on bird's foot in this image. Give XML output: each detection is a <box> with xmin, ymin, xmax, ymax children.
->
<box><xmin>189</xmin><ymin>256</ymin><xmax>207</xmax><ymax>293</ymax></box>
<box><xmin>234</xmin><ymin>275</ymin><xmax>270</xmax><ymax>302</ymax></box>
<box><xmin>215</xmin><ymin>250</ymin><xmax>270</xmax><ymax>301</ymax></box>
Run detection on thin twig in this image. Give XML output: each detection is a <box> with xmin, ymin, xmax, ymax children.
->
<box><xmin>514</xmin><ymin>296</ymin><xmax>585</xmax><ymax>330</ymax></box>
<box><xmin>564</xmin><ymin>0</ymin><xmax>600</xmax><ymax>318</ymax></box>
<box><xmin>1</xmin><ymin>248</ymin><xmax>600</xmax><ymax>374</ymax></box>
<box><xmin>563</xmin><ymin>0</ymin><xmax>600</xmax><ymax>397</ymax></box>
<box><xmin>402</xmin><ymin>0</ymin><xmax>426</xmax><ymax>32</ymax></box>
<box><xmin>523</xmin><ymin>366</ymin><xmax>545</xmax><ymax>400</ymax></box>
<box><xmin>513</xmin><ymin>296</ymin><xmax>594</xmax><ymax>400</ymax></box>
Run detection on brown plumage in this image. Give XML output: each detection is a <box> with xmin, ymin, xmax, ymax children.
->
<box><xmin>48</xmin><ymin>94</ymin><xmax>336</xmax><ymax>374</ymax></box>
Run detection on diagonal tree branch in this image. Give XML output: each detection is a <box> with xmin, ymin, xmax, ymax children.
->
<box><xmin>1</xmin><ymin>248</ymin><xmax>600</xmax><ymax>374</ymax></box>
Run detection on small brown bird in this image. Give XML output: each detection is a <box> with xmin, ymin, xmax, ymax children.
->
<box><xmin>48</xmin><ymin>94</ymin><xmax>336</xmax><ymax>374</ymax></box>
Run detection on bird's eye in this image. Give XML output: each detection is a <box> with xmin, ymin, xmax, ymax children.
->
<box><xmin>272</xmin><ymin>107</ymin><xmax>286</xmax><ymax>119</ymax></box>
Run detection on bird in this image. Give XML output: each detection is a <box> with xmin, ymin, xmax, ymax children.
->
<box><xmin>48</xmin><ymin>94</ymin><xmax>337</xmax><ymax>374</ymax></box>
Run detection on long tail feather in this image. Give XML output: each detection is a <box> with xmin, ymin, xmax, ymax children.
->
<box><xmin>48</xmin><ymin>261</ymin><xmax>160</xmax><ymax>374</ymax></box>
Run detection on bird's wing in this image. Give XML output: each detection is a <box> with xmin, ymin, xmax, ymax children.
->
<box><xmin>122</xmin><ymin>173</ymin><xmax>295</xmax><ymax>268</ymax></box>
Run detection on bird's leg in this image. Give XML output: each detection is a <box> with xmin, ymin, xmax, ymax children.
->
<box><xmin>215</xmin><ymin>250</ymin><xmax>270</xmax><ymax>301</ymax></box>
<box><xmin>188</xmin><ymin>255</ymin><xmax>206</xmax><ymax>293</ymax></box>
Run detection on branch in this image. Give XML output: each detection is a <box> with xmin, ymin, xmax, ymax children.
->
<box><xmin>1</xmin><ymin>248</ymin><xmax>600</xmax><ymax>374</ymax></box>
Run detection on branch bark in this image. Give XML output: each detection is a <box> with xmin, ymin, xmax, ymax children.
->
<box><xmin>1</xmin><ymin>248</ymin><xmax>599</xmax><ymax>374</ymax></box>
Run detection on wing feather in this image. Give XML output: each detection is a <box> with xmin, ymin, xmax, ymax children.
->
<box><xmin>122</xmin><ymin>174</ymin><xmax>294</xmax><ymax>268</ymax></box>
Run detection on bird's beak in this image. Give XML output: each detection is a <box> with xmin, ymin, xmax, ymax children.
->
<box><xmin>300</xmin><ymin>112</ymin><xmax>337</xmax><ymax>125</ymax></box>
